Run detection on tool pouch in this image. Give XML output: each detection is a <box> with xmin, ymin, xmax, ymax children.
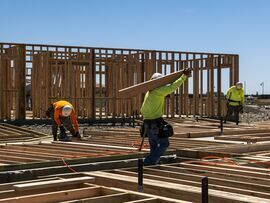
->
<box><xmin>141</xmin><ymin>118</ymin><xmax>174</xmax><ymax>138</ymax></box>
<box><xmin>158</xmin><ymin>119</ymin><xmax>174</xmax><ymax>138</ymax></box>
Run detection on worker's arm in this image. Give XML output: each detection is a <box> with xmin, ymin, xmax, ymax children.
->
<box><xmin>53</xmin><ymin>109</ymin><xmax>62</xmax><ymax>127</ymax></box>
<box><xmin>226</xmin><ymin>87</ymin><xmax>232</xmax><ymax>100</ymax></box>
<box><xmin>156</xmin><ymin>74</ymin><xmax>187</xmax><ymax>96</ymax></box>
<box><xmin>70</xmin><ymin>110</ymin><xmax>79</xmax><ymax>132</ymax></box>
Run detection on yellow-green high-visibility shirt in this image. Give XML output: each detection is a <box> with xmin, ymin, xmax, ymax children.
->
<box><xmin>226</xmin><ymin>86</ymin><xmax>245</xmax><ymax>106</ymax></box>
<box><xmin>140</xmin><ymin>74</ymin><xmax>187</xmax><ymax>120</ymax></box>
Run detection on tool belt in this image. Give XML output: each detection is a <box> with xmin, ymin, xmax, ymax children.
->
<box><xmin>140</xmin><ymin>118</ymin><xmax>174</xmax><ymax>138</ymax></box>
<box><xmin>227</xmin><ymin>99</ymin><xmax>241</xmax><ymax>105</ymax></box>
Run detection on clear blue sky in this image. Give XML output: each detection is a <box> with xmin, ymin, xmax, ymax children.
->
<box><xmin>1</xmin><ymin>0</ymin><xmax>269</xmax><ymax>94</ymax></box>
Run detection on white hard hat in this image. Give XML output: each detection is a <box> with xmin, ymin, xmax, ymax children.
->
<box><xmin>62</xmin><ymin>105</ymin><xmax>72</xmax><ymax>117</ymax></box>
<box><xmin>236</xmin><ymin>81</ymin><xmax>243</xmax><ymax>86</ymax></box>
<box><xmin>151</xmin><ymin>73</ymin><xmax>163</xmax><ymax>80</ymax></box>
<box><xmin>236</xmin><ymin>81</ymin><xmax>243</xmax><ymax>89</ymax></box>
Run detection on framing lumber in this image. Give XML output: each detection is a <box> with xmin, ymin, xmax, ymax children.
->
<box><xmin>0</xmin><ymin>176</ymin><xmax>186</xmax><ymax>203</ymax></box>
<box><xmin>113</xmin><ymin>169</ymin><xmax>270</xmax><ymax>199</ymax></box>
<box><xmin>118</xmin><ymin>69</ymin><xmax>187</xmax><ymax>98</ymax></box>
<box><xmin>13</xmin><ymin>176</ymin><xmax>94</xmax><ymax>191</ymax></box>
<box><xmin>87</xmin><ymin>171</ymin><xmax>270</xmax><ymax>203</ymax></box>
<box><xmin>0</xmin><ymin>124</ymin><xmax>49</xmax><ymax>143</ymax></box>
<box><xmin>0</xmin><ymin>42</ymin><xmax>238</xmax><ymax>120</ymax></box>
<box><xmin>0</xmin><ymin>186</ymin><xmax>102</xmax><ymax>203</ymax></box>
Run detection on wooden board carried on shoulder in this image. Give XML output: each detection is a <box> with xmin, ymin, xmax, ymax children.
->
<box><xmin>118</xmin><ymin>68</ymin><xmax>191</xmax><ymax>98</ymax></box>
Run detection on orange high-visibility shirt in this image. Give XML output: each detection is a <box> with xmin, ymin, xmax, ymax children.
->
<box><xmin>53</xmin><ymin>100</ymin><xmax>79</xmax><ymax>132</ymax></box>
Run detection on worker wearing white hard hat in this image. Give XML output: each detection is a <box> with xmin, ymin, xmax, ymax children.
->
<box><xmin>46</xmin><ymin>100</ymin><xmax>80</xmax><ymax>141</ymax></box>
<box><xmin>224</xmin><ymin>82</ymin><xmax>245</xmax><ymax>125</ymax></box>
<box><xmin>140</xmin><ymin>69</ymin><xmax>192</xmax><ymax>165</ymax></box>
<box><xmin>150</xmin><ymin>73</ymin><xmax>163</xmax><ymax>80</ymax></box>
<box><xmin>236</xmin><ymin>82</ymin><xmax>243</xmax><ymax>89</ymax></box>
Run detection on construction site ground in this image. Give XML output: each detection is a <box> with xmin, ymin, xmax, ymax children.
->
<box><xmin>1</xmin><ymin>117</ymin><xmax>270</xmax><ymax>202</ymax></box>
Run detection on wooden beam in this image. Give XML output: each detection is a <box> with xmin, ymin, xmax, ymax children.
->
<box><xmin>13</xmin><ymin>177</ymin><xmax>95</xmax><ymax>191</ymax></box>
<box><xmin>0</xmin><ymin>186</ymin><xmax>101</xmax><ymax>203</ymax></box>
<box><xmin>53</xmin><ymin>140</ymin><xmax>148</xmax><ymax>151</ymax></box>
<box><xmin>107</xmin><ymin>187</ymin><xmax>188</xmax><ymax>203</ymax></box>
<box><xmin>0</xmin><ymin>54</ymin><xmax>3</xmax><ymax>120</ymax></box>
<box><xmin>16</xmin><ymin>45</ymin><xmax>26</xmax><ymax>120</ymax></box>
<box><xmin>86</xmin><ymin>171</ymin><xmax>270</xmax><ymax>203</ymax></box>
<box><xmin>217</xmin><ymin>55</ymin><xmax>222</xmax><ymax>117</ymax></box>
<box><xmin>113</xmin><ymin>169</ymin><xmax>270</xmax><ymax>199</ymax></box>
<box><xmin>118</xmin><ymin>69</ymin><xmax>188</xmax><ymax>98</ymax></box>
<box><xmin>91</xmin><ymin>49</ymin><xmax>96</xmax><ymax>119</ymax></box>
<box><xmin>233</xmin><ymin>55</ymin><xmax>239</xmax><ymax>84</ymax></box>
<box><xmin>67</xmin><ymin>193</ymin><xmax>133</xmax><ymax>203</ymax></box>
<box><xmin>131</xmin><ymin>167</ymin><xmax>270</xmax><ymax>194</ymax></box>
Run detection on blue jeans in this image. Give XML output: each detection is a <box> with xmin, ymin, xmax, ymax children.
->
<box><xmin>144</xmin><ymin>120</ymin><xmax>169</xmax><ymax>165</ymax></box>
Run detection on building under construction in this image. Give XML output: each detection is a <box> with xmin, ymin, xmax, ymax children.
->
<box><xmin>2</xmin><ymin>42</ymin><xmax>270</xmax><ymax>203</ymax></box>
<box><xmin>0</xmin><ymin>42</ymin><xmax>239</xmax><ymax>121</ymax></box>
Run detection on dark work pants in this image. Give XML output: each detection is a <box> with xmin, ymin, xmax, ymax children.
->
<box><xmin>224</xmin><ymin>105</ymin><xmax>242</xmax><ymax>125</ymax></box>
<box><xmin>51</xmin><ymin>112</ymin><xmax>76</xmax><ymax>140</ymax></box>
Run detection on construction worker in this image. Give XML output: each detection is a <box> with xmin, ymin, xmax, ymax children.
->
<box><xmin>140</xmin><ymin>69</ymin><xmax>192</xmax><ymax>165</ymax></box>
<box><xmin>224</xmin><ymin>82</ymin><xmax>245</xmax><ymax>125</ymax></box>
<box><xmin>46</xmin><ymin>100</ymin><xmax>81</xmax><ymax>141</ymax></box>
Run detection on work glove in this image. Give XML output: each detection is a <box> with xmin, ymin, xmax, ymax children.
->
<box><xmin>74</xmin><ymin>131</ymin><xmax>81</xmax><ymax>138</ymax></box>
<box><xmin>239</xmin><ymin>105</ymin><xmax>244</xmax><ymax>113</ymax></box>
<box><xmin>183</xmin><ymin>68</ymin><xmax>192</xmax><ymax>77</ymax></box>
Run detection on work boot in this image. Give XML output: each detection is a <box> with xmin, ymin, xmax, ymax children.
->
<box><xmin>59</xmin><ymin>135</ymin><xmax>71</xmax><ymax>142</ymax></box>
<box><xmin>60</xmin><ymin>125</ymin><xmax>66</xmax><ymax>134</ymax></box>
<box><xmin>72</xmin><ymin>131</ymin><xmax>81</xmax><ymax>141</ymax></box>
<box><xmin>53</xmin><ymin>134</ymin><xmax>57</xmax><ymax>141</ymax></box>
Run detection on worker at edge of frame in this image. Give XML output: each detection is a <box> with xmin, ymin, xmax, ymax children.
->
<box><xmin>140</xmin><ymin>68</ymin><xmax>192</xmax><ymax>165</ymax></box>
<box><xmin>224</xmin><ymin>82</ymin><xmax>245</xmax><ymax>125</ymax></box>
<box><xmin>46</xmin><ymin>100</ymin><xmax>81</xmax><ymax>141</ymax></box>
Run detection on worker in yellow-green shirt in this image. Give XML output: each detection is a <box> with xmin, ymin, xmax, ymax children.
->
<box><xmin>224</xmin><ymin>82</ymin><xmax>245</xmax><ymax>125</ymax></box>
<box><xmin>140</xmin><ymin>69</ymin><xmax>192</xmax><ymax>165</ymax></box>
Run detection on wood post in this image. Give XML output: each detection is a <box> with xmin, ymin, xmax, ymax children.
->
<box><xmin>0</xmin><ymin>53</ymin><xmax>3</xmax><ymax>119</ymax></box>
<box><xmin>217</xmin><ymin>55</ymin><xmax>222</xmax><ymax>117</ymax></box>
<box><xmin>91</xmin><ymin>49</ymin><xmax>96</xmax><ymax>120</ymax></box>
<box><xmin>138</xmin><ymin>158</ymin><xmax>143</xmax><ymax>192</ymax></box>
<box><xmin>233</xmin><ymin>55</ymin><xmax>239</xmax><ymax>84</ymax></box>
<box><xmin>16</xmin><ymin>45</ymin><xmax>26</xmax><ymax>120</ymax></box>
<box><xmin>201</xmin><ymin>177</ymin><xmax>208</xmax><ymax>203</ymax></box>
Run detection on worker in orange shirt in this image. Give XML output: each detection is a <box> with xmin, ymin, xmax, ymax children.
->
<box><xmin>46</xmin><ymin>100</ymin><xmax>81</xmax><ymax>141</ymax></box>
